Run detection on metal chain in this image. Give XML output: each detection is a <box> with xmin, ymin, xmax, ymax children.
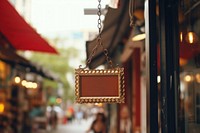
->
<box><xmin>98</xmin><ymin>37</ymin><xmax>113</xmax><ymax>68</ymax></box>
<box><xmin>129</xmin><ymin>0</ymin><xmax>136</xmax><ymax>27</ymax></box>
<box><xmin>86</xmin><ymin>0</ymin><xmax>113</xmax><ymax>68</ymax></box>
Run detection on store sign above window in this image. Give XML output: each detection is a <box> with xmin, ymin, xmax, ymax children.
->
<box><xmin>74</xmin><ymin>0</ymin><xmax>125</xmax><ymax>104</ymax></box>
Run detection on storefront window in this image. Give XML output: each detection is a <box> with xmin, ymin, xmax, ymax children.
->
<box><xmin>180</xmin><ymin>71</ymin><xmax>200</xmax><ymax>132</ymax></box>
<box><xmin>179</xmin><ymin>0</ymin><xmax>200</xmax><ymax>132</ymax></box>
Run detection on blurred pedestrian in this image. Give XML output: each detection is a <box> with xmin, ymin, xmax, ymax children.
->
<box><xmin>65</xmin><ymin>106</ymin><xmax>74</xmax><ymax>124</ymax></box>
<box><xmin>75</xmin><ymin>108</ymin><xmax>83</xmax><ymax>124</ymax></box>
<box><xmin>87</xmin><ymin>112</ymin><xmax>106</xmax><ymax>133</ymax></box>
<box><xmin>119</xmin><ymin>105</ymin><xmax>131</xmax><ymax>133</ymax></box>
<box><xmin>49</xmin><ymin>104</ymin><xmax>58</xmax><ymax>129</ymax></box>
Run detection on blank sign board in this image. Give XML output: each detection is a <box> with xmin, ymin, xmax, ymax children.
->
<box><xmin>75</xmin><ymin>68</ymin><xmax>125</xmax><ymax>103</ymax></box>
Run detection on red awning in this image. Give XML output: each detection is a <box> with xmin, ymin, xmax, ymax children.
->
<box><xmin>0</xmin><ymin>0</ymin><xmax>58</xmax><ymax>54</ymax></box>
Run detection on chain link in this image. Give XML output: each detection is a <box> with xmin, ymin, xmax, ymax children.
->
<box><xmin>86</xmin><ymin>0</ymin><xmax>114</xmax><ymax>68</ymax></box>
<box><xmin>129</xmin><ymin>0</ymin><xmax>136</xmax><ymax>27</ymax></box>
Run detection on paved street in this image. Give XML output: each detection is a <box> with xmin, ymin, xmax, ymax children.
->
<box><xmin>36</xmin><ymin>118</ymin><xmax>93</xmax><ymax>133</ymax></box>
<box><xmin>49</xmin><ymin>122</ymin><xmax>89</xmax><ymax>133</ymax></box>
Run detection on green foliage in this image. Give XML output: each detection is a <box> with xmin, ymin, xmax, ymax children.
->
<box><xmin>28</xmin><ymin>37</ymin><xmax>80</xmax><ymax>101</ymax></box>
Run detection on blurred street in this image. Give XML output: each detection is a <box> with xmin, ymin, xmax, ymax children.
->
<box><xmin>51</xmin><ymin>120</ymin><xmax>92</xmax><ymax>133</ymax></box>
<box><xmin>37</xmin><ymin>118</ymin><xmax>93</xmax><ymax>133</ymax></box>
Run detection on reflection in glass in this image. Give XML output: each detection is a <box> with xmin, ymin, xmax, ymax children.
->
<box><xmin>180</xmin><ymin>72</ymin><xmax>200</xmax><ymax>132</ymax></box>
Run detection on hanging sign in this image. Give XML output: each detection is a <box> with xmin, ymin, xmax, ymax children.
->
<box><xmin>75</xmin><ymin>0</ymin><xmax>125</xmax><ymax>104</ymax></box>
<box><xmin>75</xmin><ymin>68</ymin><xmax>125</xmax><ymax>103</ymax></box>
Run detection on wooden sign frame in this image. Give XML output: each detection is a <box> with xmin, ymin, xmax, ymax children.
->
<box><xmin>75</xmin><ymin>68</ymin><xmax>125</xmax><ymax>103</ymax></box>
